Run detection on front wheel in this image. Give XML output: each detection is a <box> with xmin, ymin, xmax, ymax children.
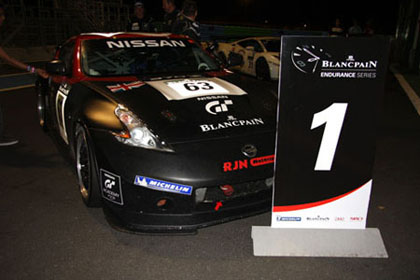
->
<box><xmin>75</xmin><ymin>124</ymin><xmax>101</xmax><ymax>207</ymax></box>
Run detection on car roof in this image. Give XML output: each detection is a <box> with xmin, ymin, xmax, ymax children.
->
<box><xmin>236</xmin><ymin>36</ymin><xmax>280</xmax><ymax>42</ymax></box>
<box><xmin>73</xmin><ymin>32</ymin><xmax>188</xmax><ymax>41</ymax></box>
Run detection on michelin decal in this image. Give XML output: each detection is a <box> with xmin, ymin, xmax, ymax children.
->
<box><xmin>134</xmin><ymin>176</ymin><xmax>192</xmax><ymax>196</ymax></box>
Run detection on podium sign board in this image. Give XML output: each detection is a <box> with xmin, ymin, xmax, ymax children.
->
<box><xmin>272</xmin><ymin>36</ymin><xmax>389</xmax><ymax>229</ymax></box>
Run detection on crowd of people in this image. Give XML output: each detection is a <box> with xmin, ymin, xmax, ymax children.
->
<box><xmin>329</xmin><ymin>17</ymin><xmax>375</xmax><ymax>37</ymax></box>
<box><xmin>127</xmin><ymin>0</ymin><xmax>201</xmax><ymax>42</ymax></box>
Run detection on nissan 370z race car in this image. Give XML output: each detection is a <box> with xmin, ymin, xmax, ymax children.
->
<box><xmin>36</xmin><ymin>32</ymin><xmax>277</xmax><ymax>233</ymax></box>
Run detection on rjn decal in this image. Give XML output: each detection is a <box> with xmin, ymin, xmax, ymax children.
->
<box><xmin>223</xmin><ymin>155</ymin><xmax>274</xmax><ymax>172</ymax></box>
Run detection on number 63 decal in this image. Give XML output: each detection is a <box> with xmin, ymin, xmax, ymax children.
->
<box><xmin>311</xmin><ymin>103</ymin><xmax>348</xmax><ymax>171</ymax></box>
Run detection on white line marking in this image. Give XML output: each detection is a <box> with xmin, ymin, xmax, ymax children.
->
<box><xmin>0</xmin><ymin>84</ymin><xmax>34</xmax><ymax>92</ymax></box>
<box><xmin>391</xmin><ymin>66</ymin><xmax>420</xmax><ymax>116</ymax></box>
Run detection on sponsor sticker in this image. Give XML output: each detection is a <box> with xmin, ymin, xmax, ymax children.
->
<box><xmin>100</xmin><ymin>169</ymin><xmax>124</xmax><ymax>205</ymax></box>
<box><xmin>277</xmin><ymin>216</ymin><xmax>302</xmax><ymax>222</ymax></box>
<box><xmin>134</xmin><ymin>176</ymin><xmax>192</xmax><ymax>196</ymax></box>
<box><xmin>291</xmin><ymin>44</ymin><xmax>378</xmax><ymax>79</ymax></box>
<box><xmin>223</xmin><ymin>154</ymin><xmax>275</xmax><ymax>172</ymax></box>
<box><xmin>106</xmin><ymin>81</ymin><xmax>145</xmax><ymax>93</ymax></box>
<box><xmin>205</xmin><ymin>99</ymin><xmax>233</xmax><ymax>115</ymax></box>
<box><xmin>146</xmin><ymin>77</ymin><xmax>247</xmax><ymax>101</ymax></box>
<box><xmin>106</xmin><ymin>39</ymin><xmax>186</xmax><ymax>49</ymax></box>
<box><xmin>166</xmin><ymin>80</ymin><xmax>229</xmax><ymax>97</ymax></box>
<box><xmin>200</xmin><ymin>117</ymin><xmax>265</xmax><ymax>132</ymax></box>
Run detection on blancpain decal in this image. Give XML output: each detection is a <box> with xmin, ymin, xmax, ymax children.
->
<box><xmin>106</xmin><ymin>39</ymin><xmax>186</xmax><ymax>49</ymax></box>
<box><xmin>306</xmin><ymin>215</ymin><xmax>330</xmax><ymax>221</ymax></box>
<box><xmin>320</xmin><ymin>55</ymin><xmax>378</xmax><ymax>79</ymax></box>
<box><xmin>134</xmin><ymin>176</ymin><xmax>192</xmax><ymax>196</ymax></box>
<box><xmin>200</xmin><ymin>117</ymin><xmax>264</xmax><ymax>132</ymax></box>
<box><xmin>291</xmin><ymin>44</ymin><xmax>378</xmax><ymax>79</ymax></box>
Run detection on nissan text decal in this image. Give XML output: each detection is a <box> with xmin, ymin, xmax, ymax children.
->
<box><xmin>106</xmin><ymin>39</ymin><xmax>186</xmax><ymax>48</ymax></box>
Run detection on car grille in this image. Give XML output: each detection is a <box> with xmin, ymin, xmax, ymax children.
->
<box><xmin>194</xmin><ymin>178</ymin><xmax>273</xmax><ymax>204</ymax></box>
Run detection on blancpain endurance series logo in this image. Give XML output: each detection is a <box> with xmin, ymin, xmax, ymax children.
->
<box><xmin>320</xmin><ymin>55</ymin><xmax>378</xmax><ymax>79</ymax></box>
<box><xmin>291</xmin><ymin>44</ymin><xmax>378</xmax><ymax>79</ymax></box>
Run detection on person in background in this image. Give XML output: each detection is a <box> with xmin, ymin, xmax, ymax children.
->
<box><xmin>0</xmin><ymin>3</ymin><xmax>48</xmax><ymax>146</ymax></box>
<box><xmin>348</xmin><ymin>18</ymin><xmax>363</xmax><ymax>36</ymax></box>
<box><xmin>162</xmin><ymin>0</ymin><xmax>179</xmax><ymax>32</ymax></box>
<box><xmin>127</xmin><ymin>0</ymin><xmax>157</xmax><ymax>32</ymax></box>
<box><xmin>364</xmin><ymin>19</ymin><xmax>375</xmax><ymax>36</ymax></box>
<box><xmin>330</xmin><ymin>17</ymin><xmax>345</xmax><ymax>37</ymax></box>
<box><xmin>171</xmin><ymin>0</ymin><xmax>200</xmax><ymax>42</ymax></box>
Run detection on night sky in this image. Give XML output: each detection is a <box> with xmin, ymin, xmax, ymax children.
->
<box><xmin>138</xmin><ymin>0</ymin><xmax>400</xmax><ymax>34</ymax></box>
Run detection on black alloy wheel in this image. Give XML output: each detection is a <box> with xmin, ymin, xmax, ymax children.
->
<box><xmin>75</xmin><ymin>124</ymin><xmax>101</xmax><ymax>207</ymax></box>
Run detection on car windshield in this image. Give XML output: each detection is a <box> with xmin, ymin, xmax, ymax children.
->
<box><xmin>81</xmin><ymin>37</ymin><xmax>220</xmax><ymax>77</ymax></box>
<box><xmin>261</xmin><ymin>39</ymin><xmax>280</xmax><ymax>53</ymax></box>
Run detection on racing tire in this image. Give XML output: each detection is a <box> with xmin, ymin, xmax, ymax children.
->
<box><xmin>75</xmin><ymin>124</ymin><xmax>102</xmax><ymax>208</ymax></box>
<box><xmin>256</xmin><ymin>58</ymin><xmax>270</xmax><ymax>81</ymax></box>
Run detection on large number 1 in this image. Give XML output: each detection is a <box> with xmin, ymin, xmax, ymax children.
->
<box><xmin>311</xmin><ymin>103</ymin><xmax>348</xmax><ymax>171</ymax></box>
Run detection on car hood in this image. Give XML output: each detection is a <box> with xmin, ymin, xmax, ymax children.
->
<box><xmin>83</xmin><ymin>75</ymin><xmax>277</xmax><ymax>144</ymax></box>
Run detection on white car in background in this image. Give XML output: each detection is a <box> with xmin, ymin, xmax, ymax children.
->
<box><xmin>216</xmin><ymin>37</ymin><xmax>280</xmax><ymax>80</ymax></box>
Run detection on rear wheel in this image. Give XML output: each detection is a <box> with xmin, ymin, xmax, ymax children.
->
<box><xmin>75</xmin><ymin>124</ymin><xmax>101</xmax><ymax>207</ymax></box>
<box><xmin>256</xmin><ymin>58</ymin><xmax>270</xmax><ymax>80</ymax></box>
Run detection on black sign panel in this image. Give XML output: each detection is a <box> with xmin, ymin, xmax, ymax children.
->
<box><xmin>272</xmin><ymin>36</ymin><xmax>389</xmax><ymax>228</ymax></box>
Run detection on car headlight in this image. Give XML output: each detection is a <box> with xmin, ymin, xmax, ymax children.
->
<box><xmin>114</xmin><ymin>105</ymin><xmax>174</xmax><ymax>152</ymax></box>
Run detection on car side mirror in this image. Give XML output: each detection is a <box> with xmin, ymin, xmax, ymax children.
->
<box><xmin>227</xmin><ymin>52</ymin><xmax>243</xmax><ymax>67</ymax></box>
<box><xmin>46</xmin><ymin>60</ymin><xmax>67</xmax><ymax>75</ymax></box>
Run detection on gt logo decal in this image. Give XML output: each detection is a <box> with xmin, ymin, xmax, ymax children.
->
<box><xmin>104</xmin><ymin>179</ymin><xmax>115</xmax><ymax>189</ymax></box>
<box><xmin>100</xmin><ymin>169</ymin><xmax>124</xmax><ymax>205</ymax></box>
<box><xmin>205</xmin><ymin>99</ymin><xmax>233</xmax><ymax>115</ymax></box>
<box><xmin>223</xmin><ymin>155</ymin><xmax>275</xmax><ymax>172</ymax></box>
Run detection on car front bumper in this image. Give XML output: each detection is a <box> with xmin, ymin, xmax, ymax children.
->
<box><xmin>90</xmin><ymin>129</ymin><xmax>274</xmax><ymax>233</ymax></box>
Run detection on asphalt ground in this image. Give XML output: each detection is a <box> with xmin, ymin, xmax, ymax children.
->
<box><xmin>0</xmin><ymin>73</ymin><xmax>420</xmax><ymax>280</ymax></box>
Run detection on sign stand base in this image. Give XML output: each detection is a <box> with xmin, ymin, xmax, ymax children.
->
<box><xmin>251</xmin><ymin>226</ymin><xmax>388</xmax><ymax>258</ymax></box>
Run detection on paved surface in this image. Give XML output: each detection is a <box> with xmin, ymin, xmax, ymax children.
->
<box><xmin>0</xmin><ymin>73</ymin><xmax>420</xmax><ymax>280</ymax></box>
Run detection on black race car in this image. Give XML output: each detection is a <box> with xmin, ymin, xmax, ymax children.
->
<box><xmin>37</xmin><ymin>32</ymin><xmax>277</xmax><ymax>233</ymax></box>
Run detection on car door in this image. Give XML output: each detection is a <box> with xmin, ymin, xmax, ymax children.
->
<box><xmin>237</xmin><ymin>39</ymin><xmax>264</xmax><ymax>75</ymax></box>
<box><xmin>49</xmin><ymin>40</ymin><xmax>76</xmax><ymax>145</ymax></box>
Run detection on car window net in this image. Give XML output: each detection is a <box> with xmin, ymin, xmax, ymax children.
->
<box><xmin>81</xmin><ymin>38</ymin><xmax>220</xmax><ymax>77</ymax></box>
